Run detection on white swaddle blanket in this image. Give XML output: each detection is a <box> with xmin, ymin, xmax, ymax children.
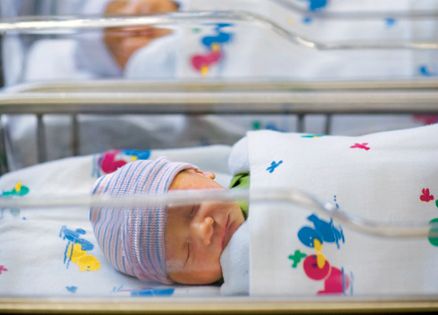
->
<box><xmin>220</xmin><ymin>221</ymin><xmax>249</xmax><ymax>296</ymax></box>
<box><xmin>124</xmin><ymin>0</ymin><xmax>438</xmax><ymax>79</ymax></box>
<box><xmin>0</xmin><ymin>145</ymin><xmax>230</xmax><ymax>297</ymax></box>
<box><xmin>227</xmin><ymin>124</ymin><xmax>438</xmax><ymax>296</ymax></box>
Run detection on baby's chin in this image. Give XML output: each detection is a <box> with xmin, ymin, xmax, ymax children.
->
<box><xmin>168</xmin><ymin>267</ymin><xmax>223</xmax><ymax>285</ymax></box>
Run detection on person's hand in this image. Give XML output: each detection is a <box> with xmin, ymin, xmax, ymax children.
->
<box><xmin>104</xmin><ymin>0</ymin><xmax>179</xmax><ymax>69</ymax></box>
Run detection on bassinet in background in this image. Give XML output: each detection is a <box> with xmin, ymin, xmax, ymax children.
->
<box><xmin>1</xmin><ymin>0</ymin><xmax>438</xmax><ymax>171</ymax></box>
<box><xmin>1</xmin><ymin>0</ymin><xmax>438</xmax><ymax>313</ymax></box>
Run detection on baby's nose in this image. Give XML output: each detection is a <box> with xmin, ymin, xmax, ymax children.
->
<box><xmin>193</xmin><ymin>217</ymin><xmax>214</xmax><ymax>246</ymax></box>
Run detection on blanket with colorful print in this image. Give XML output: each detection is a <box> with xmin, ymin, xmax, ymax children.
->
<box><xmin>247</xmin><ymin>124</ymin><xmax>438</xmax><ymax>296</ymax></box>
<box><xmin>0</xmin><ymin>145</ymin><xmax>230</xmax><ymax>297</ymax></box>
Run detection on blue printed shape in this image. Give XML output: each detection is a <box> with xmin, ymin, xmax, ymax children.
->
<box><xmin>385</xmin><ymin>17</ymin><xmax>396</xmax><ymax>28</ymax></box>
<box><xmin>308</xmin><ymin>214</ymin><xmax>344</xmax><ymax>248</ymax></box>
<box><xmin>266</xmin><ymin>122</ymin><xmax>283</xmax><ymax>131</ymax></box>
<box><xmin>59</xmin><ymin>226</ymin><xmax>94</xmax><ymax>251</ymax></box>
<box><xmin>215</xmin><ymin>23</ymin><xmax>234</xmax><ymax>29</ymax></box>
<box><xmin>66</xmin><ymin>286</ymin><xmax>78</xmax><ymax>293</ymax></box>
<box><xmin>266</xmin><ymin>160</ymin><xmax>283</xmax><ymax>173</ymax></box>
<box><xmin>122</xmin><ymin>149</ymin><xmax>151</xmax><ymax>160</ymax></box>
<box><xmin>298</xmin><ymin>214</ymin><xmax>345</xmax><ymax>249</ymax></box>
<box><xmin>298</xmin><ymin>226</ymin><xmax>322</xmax><ymax>248</ymax></box>
<box><xmin>302</xmin><ymin>16</ymin><xmax>313</xmax><ymax>24</ymax></box>
<box><xmin>130</xmin><ymin>288</ymin><xmax>175</xmax><ymax>297</ymax></box>
<box><xmin>308</xmin><ymin>0</ymin><xmax>328</xmax><ymax>12</ymax></box>
<box><xmin>333</xmin><ymin>195</ymin><xmax>340</xmax><ymax>209</ymax></box>
<box><xmin>201</xmin><ymin>28</ymin><xmax>233</xmax><ymax>48</ymax></box>
<box><xmin>419</xmin><ymin>65</ymin><xmax>434</xmax><ymax>77</ymax></box>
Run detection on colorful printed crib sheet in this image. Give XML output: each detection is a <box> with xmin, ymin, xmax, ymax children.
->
<box><xmin>0</xmin><ymin>145</ymin><xmax>230</xmax><ymax>297</ymax></box>
<box><xmin>245</xmin><ymin>124</ymin><xmax>438</xmax><ymax>296</ymax></box>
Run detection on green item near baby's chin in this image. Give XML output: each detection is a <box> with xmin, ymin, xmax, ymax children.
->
<box><xmin>229</xmin><ymin>172</ymin><xmax>250</xmax><ymax>219</ymax></box>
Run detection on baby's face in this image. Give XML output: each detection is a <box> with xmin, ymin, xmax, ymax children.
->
<box><xmin>165</xmin><ymin>169</ymin><xmax>245</xmax><ymax>284</ymax></box>
<box><xmin>105</xmin><ymin>0</ymin><xmax>179</xmax><ymax>16</ymax></box>
<box><xmin>104</xmin><ymin>0</ymin><xmax>179</xmax><ymax>69</ymax></box>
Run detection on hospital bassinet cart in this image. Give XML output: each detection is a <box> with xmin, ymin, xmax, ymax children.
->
<box><xmin>1</xmin><ymin>1</ymin><xmax>438</xmax><ymax>313</ymax></box>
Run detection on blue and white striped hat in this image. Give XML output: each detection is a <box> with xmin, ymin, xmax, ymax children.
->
<box><xmin>90</xmin><ymin>157</ymin><xmax>194</xmax><ymax>284</ymax></box>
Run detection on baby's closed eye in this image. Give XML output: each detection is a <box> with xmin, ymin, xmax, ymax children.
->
<box><xmin>185</xmin><ymin>239</ymin><xmax>192</xmax><ymax>265</ymax></box>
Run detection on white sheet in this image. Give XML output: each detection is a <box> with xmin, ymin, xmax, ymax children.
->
<box><xmin>246</xmin><ymin>124</ymin><xmax>438</xmax><ymax>296</ymax></box>
<box><xmin>0</xmin><ymin>145</ymin><xmax>230</xmax><ymax>297</ymax></box>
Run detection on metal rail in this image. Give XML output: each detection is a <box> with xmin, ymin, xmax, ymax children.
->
<box><xmin>270</xmin><ymin>0</ymin><xmax>438</xmax><ymax>20</ymax></box>
<box><xmin>7</xmin><ymin>79</ymin><xmax>438</xmax><ymax>92</ymax></box>
<box><xmin>1</xmin><ymin>80</ymin><xmax>437</xmax><ymax>169</ymax></box>
<box><xmin>0</xmin><ymin>11</ymin><xmax>437</xmax><ymax>50</ymax></box>
<box><xmin>1</xmin><ymin>90</ymin><xmax>438</xmax><ymax>114</ymax></box>
<box><xmin>2</xmin><ymin>79</ymin><xmax>438</xmax><ymax>114</ymax></box>
<box><xmin>0</xmin><ymin>188</ymin><xmax>436</xmax><ymax>239</ymax></box>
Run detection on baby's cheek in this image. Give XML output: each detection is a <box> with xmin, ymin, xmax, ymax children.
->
<box><xmin>166</xmin><ymin>258</ymin><xmax>185</xmax><ymax>275</ymax></box>
<box><xmin>201</xmin><ymin>250</ymin><xmax>222</xmax><ymax>272</ymax></box>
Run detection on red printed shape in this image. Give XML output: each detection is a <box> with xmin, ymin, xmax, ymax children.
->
<box><xmin>317</xmin><ymin>267</ymin><xmax>350</xmax><ymax>295</ymax></box>
<box><xmin>413</xmin><ymin>115</ymin><xmax>438</xmax><ymax>125</ymax></box>
<box><xmin>100</xmin><ymin>150</ymin><xmax>127</xmax><ymax>174</ymax></box>
<box><xmin>303</xmin><ymin>255</ymin><xmax>330</xmax><ymax>280</ymax></box>
<box><xmin>420</xmin><ymin>188</ymin><xmax>435</xmax><ymax>202</ymax></box>
<box><xmin>350</xmin><ymin>143</ymin><xmax>370</xmax><ymax>151</ymax></box>
<box><xmin>191</xmin><ymin>51</ymin><xmax>222</xmax><ymax>72</ymax></box>
<box><xmin>0</xmin><ymin>265</ymin><xmax>8</xmax><ymax>274</ymax></box>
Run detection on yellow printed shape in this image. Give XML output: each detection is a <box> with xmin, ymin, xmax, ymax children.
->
<box><xmin>68</xmin><ymin>244</ymin><xmax>101</xmax><ymax>272</ymax></box>
<box><xmin>15</xmin><ymin>182</ymin><xmax>22</xmax><ymax>192</ymax></box>
<box><xmin>200</xmin><ymin>66</ymin><xmax>209</xmax><ymax>76</ymax></box>
<box><xmin>313</xmin><ymin>239</ymin><xmax>326</xmax><ymax>269</ymax></box>
<box><xmin>287</xmin><ymin>18</ymin><xmax>295</xmax><ymax>25</ymax></box>
<box><xmin>130</xmin><ymin>156</ymin><xmax>138</xmax><ymax>161</ymax></box>
<box><xmin>76</xmin><ymin>255</ymin><xmax>101</xmax><ymax>272</ymax></box>
<box><xmin>314</xmin><ymin>239</ymin><xmax>322</xmax><ymax>251</ymax></box>
<box><xmin>211</xmin><ymin>43</ymin><xmax>221</xmax><ymax>52</ymax></box>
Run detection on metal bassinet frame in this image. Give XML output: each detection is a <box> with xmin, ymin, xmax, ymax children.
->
<box><xmin>1</xmin><ymin>8</ymin><xmax>438</xmax><ymax>313</ymax></box>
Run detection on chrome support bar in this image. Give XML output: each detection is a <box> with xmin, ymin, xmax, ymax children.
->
<box><xmin>270</xmin><ymin>0</ymin><xmax>438</xmax><ymax>20</ymax></box>
<box><xmin>0</xmin><ymin>188</ymin><xmax>435</xmax><ymax>239</ymax></box>
<box><xmin>1</xmin><ymin>90</ymin><xmax>438</xmax><ymax>114</ymax></box>
<box><xmin>0</xmin><ymin>12</ymin><xmax>437</xmax><ymax>50</ymax></box>
<box><xmin>36</xmin><ymin>114</ymin><xmax>47</xmax><ymax>163</ymax></box>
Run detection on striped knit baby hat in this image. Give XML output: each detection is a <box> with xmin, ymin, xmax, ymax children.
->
<box><xmin>90</xmin><ymin>157</ymin><xmax>194</xmax><ymax>284</ymax></box>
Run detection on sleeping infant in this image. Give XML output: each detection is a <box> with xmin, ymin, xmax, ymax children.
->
<box><xmin>91</xmin><ymin>123</ymin><xmax>438</xmax><ymax>296</ymax></box>
<box><xmin>90</xmin><ymin>124</ymin><xmax>438</xmax><ymax>297</ymax></box>
<box><xmin>90</xmin><ymin>156</ymin><xmax>248</xmax><ymax>292</ymax></box>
